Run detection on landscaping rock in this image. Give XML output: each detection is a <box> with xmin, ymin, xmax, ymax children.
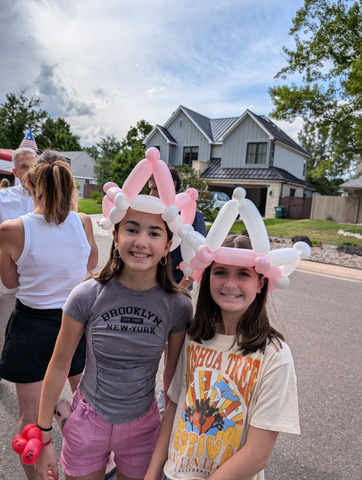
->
<box><xmin>291</xmin><ymin>235</ymin><xmax>313</xmax><ymax>247</ymax></box>
<box><xmin>336</xmin><ymin>245</ymin><xmax>362</xmax><ymax>256</ymax></box>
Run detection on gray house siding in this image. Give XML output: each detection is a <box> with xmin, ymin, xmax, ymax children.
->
<box><xmin>222</xmin><ymin>116</ymin><xmax>270</xmax><ymax>168</ymax></box>
<box><xmin>210</xmin><ymin>144</ymin><xmax>223</xmax><ymax>158</ymax></box>
<box><xmin>147</xmin><ymin>131</ymin><xmax>168</xmax><ymax>160</ymax></box>
<box><xmin>167</xmin><ymin>112</ymin><xmax>210</xmax><ymax>165</ymax></box>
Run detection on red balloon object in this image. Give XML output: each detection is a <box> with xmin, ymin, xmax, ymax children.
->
<box><xmin>22</xmin><ymin>423</ymin><xmax>37</xmax><ymax>439</ymax></box>
<box><xmin>12</xmin><ymin>434</ymin><xmax>27</xmax><ymax>454</ymax></box>
<box><xmin>21</xmin><ymin>438</ymin><xmax>42</xmax><ymax>465</ymax></box>
<box><xmin>26</xmin><ymin>426</ymin><xmax>42</xmax><ymax>441</ymax></box>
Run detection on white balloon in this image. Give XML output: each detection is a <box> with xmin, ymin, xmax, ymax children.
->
<box><xmin>274</xmin><ymin>276</ymin><xmax>290</xmax><ymax>289</ymax></box>
<box><xmin>232</xmin><ymin>187</ymin><xmax>246</xmax><ymax>201</ymax></box>
<box><xmin>98</xmin><ymin>218</ymin><xmax>112</xmax><ymax>230</ymax></box>
<box><xmin>162</xmin><ymin>204</ymin><xmax>179</xmax><ymax>223</ymax></box>
<box><xmin>109</xmin><ymin>207</ymin><xmax>127</xmax><ymax>224</ymax></box>
<box><xmin>268</xmin><ymin>248</ymin><xmax>298</xmax><ymax>267</ymax></box>
<box><xmin>178</xmin><ymin>224</ymin><xmax>194</xmax><ymax>239</ymax></box>
<box><xmin>181</xmin><ymin>239</ymin><xmax>196</xmax><ymax>265</ymax></box>
<box><xmin>129</xmin><ymin>195</ymin><xmax>165</xmax><ymax>214</ymax></box>
<box><xmin>206</xmin><ymin>200</ymin><xmax>238</xmax><ymax>251</ymax></box>
<box><xmin>114</xmin><ymin>192</ymin><xmax>129</xmax><ymax>211</ymax></box>
<box><xmin>238</xmin><ymin>198</ymin><xmax>270</xmax><ymax>255</ymax></box>
<box><xmin>187</xmin><ymin>231</ymin><xmax>205</xmax><ymax>250</ymax></box>
<box><xmin>167</xmin><ymin>215</ymin><xmax>183</xmax><ymax>234</ymax></box>
<box><xmin>280</xmin><ymin>258</ymin><xmax>300</xmax><ymax>276</ymax></box>
<box><xmin>293</xmin><ymin>241</ymin><xmax>311</xmax><ymax>259</ymax></box>
<box><xmin>170</xmin><ymin>234</ymin><xmax>181</xmax><ymax>252</ymax></box>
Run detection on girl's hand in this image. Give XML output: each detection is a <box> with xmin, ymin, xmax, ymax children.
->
<box><xmin>34</xmin><ymin>443</ymin><xmax>59</xmax><ymax>480</ymax></box>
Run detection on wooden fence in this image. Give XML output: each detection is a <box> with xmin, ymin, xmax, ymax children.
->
<box><xmin>279</xmin><ymin>196</ymin><xmax>312</xmax><ymax>219</ymax></box>
<box><xmin>310</xmin><ymin>195</ymin><xmax>362</xmax><ymax>223</ymax></box>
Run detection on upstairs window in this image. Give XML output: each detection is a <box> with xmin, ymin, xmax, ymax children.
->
<box><xmin>183</xmin><ymin>146</ymin><xmax>199</xmax><ymax>166</ymax></box>
<box><xmin>246</xmin><ymin>142</ymin><xmax>267</xmax><ymax>165</ymax></box>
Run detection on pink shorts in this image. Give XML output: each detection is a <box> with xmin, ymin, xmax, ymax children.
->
<box><xmin>61</xmin><ymin>387</ymin><xmax>161</xmax><ymax>478</ymax></box>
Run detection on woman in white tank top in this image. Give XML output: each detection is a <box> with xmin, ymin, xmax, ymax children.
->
<box><xmin>0</xmin><ymin>151</ymin><xmax>98</xmax><ymax>480</ymax></box>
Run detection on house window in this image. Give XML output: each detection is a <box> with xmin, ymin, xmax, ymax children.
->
<box><xmin>290</xmin><ymin>188</ymin><xmax>296</xmax><ymax>197</ymax></box>
<box><xmin>183</xmin><ymin>147</ymin><xmax>199</xmax><ymax>166</ymax></box>
<box><xmin>246</xmin><ymin>142</ymin><xmax>267</xmax><ymax>165</ymax></box>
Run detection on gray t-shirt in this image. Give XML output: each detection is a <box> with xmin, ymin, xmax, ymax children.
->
<box><xmin>63</xmin><ymin>277</ymin><xmax>193</xmax><ymax>424</ymax></box>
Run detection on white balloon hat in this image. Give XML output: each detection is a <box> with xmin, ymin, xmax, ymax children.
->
<box><xmin>98</xmin><ymin>147</ymin><xmax>199</xmax><ymax>251</ymax></box>
<box><xmin>177</xmin><ymin>187</ymin><xmax>311</xmax><ymax>290</ymax></box>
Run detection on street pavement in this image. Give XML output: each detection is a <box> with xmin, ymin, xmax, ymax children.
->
<box><xmin>0</xmin><ymin>215</ymin><xmax>361</xmax><ymax>479</ymax></box>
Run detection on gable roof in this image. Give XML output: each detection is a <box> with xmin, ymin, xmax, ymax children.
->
<box><xmin>145</xmin><ymin>105</ymin><xmax>308</xmax><ymax>156</ymax></box>
<box><xmin>340</xmin><ymin>177</ymin><xmax>362</xmax><ymax>190</ymax></box>
<box><xmin>61</xmin><ymin>151</ymin><xmax>95</xmax><ymax>163</ymax></box>
<box><xmin>201</xmin><ymin>158</ymin><xmax>312</xmax><ymax>188</ymax></box>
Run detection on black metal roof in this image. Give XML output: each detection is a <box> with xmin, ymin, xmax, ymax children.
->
<box><xmin>156</xmin><ymin>125</ymin><xmax>177</xmax><ymax>144</ymax></box>
<box><xmin>201</xmin><ymin>158</ymin><xmax>311</xmax><ymax>187</ymax></box>
<box><xmin>254</xmin><ymin>114</ymin><xmax>309</xmax><ymax>156</ymax></box>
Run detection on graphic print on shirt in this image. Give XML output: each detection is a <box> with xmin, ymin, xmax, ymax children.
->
<box><xmin>100</xmin><ymin>305</ymin><xmax>162</xmax><ymax>334</ymax></box>
<box><xmin>169</xmin><ymin>344</ymin><xmax>261</xmax><ymax>476</ymax></box>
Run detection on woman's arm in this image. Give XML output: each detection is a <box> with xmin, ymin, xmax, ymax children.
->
<box><xmin>209</xmin><ymin>426</ymin><xmax>278</xmax><ymax>480</ymax></box>
<box><xmin>35</xmin><ymin>313</ymin><xmax>85</xmax><ymax>479</ymax></box>
<box><xmin>145</xmin><ymin>400</ymin><xmax>178</xmax><ymax>480</ymax></box>
<box><xmin>78</xmin><ymin>212</ymin><xmax>98</xmax><ymax>271</ymax></box>
<box><xmin>0</xmin><ymin>218</ymin><xmax>24</xmax><ymax>288</ymax></box>
<box><xmin>163</xmin><ymin>331</ymin><xmax>185</xmax><ymax>409</ymax></box>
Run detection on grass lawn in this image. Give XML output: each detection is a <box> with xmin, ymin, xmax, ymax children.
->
<box><xmin>78</xmin><ymin>198</ymin><xmax>103</xmax><ymax>215</ymax></box>
<box><xmin>78</xmin><ymin>199</ymin><xmax>362</xmax><ymax>246</ymax></box>
<box><xmin>229</xmin><ymin>218</ymin><xmax>362</xmax><ymax>246</ymax></box>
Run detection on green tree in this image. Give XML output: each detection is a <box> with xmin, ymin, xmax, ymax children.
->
<box><xmin>298</xmin><ymin>121</ymin><xmax>345</xmax><ymax>194</ymax></box>
<box><xmin>176</xmin><ymin>165</ymin><xmax>214</xmax><ymax>220</ymax></box>
<box><xmin>0</xmin><ymin>90</ymin><xmax>47</xmax><ymax>148</ymax></box>
<box><xmin>111</xmin><ymin>120</ymin><xmax>153</xmax><ymax>187</ymax></box>
<box><xmin>269</xmin><ymin>0</ymin><xmax>362</xmax><ymax>178</ymax></box>
<box><xmin>37</xmin><ymin>117</ymin><xmax>82</xmax><ymax>151</ymax></box>
<box><xmin>93</xmin><ymin>135</ymin><xmax>122</xmax><ymax>188</ymax></box>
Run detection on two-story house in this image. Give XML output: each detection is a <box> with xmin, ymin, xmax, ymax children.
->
<box><xmin>61</xmin><ymin>151</ymin><xmax>97</xmax><ymax>198</ymax></box>
<box><xmin>143</xmin><ymin>106</ymin><xmax>313</xmax><ymax>218</ymax></box>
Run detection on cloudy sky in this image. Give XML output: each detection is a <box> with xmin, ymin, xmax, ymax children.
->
<box><xmin>0</xmin><ymin>0</ymin><xmax>306</xmax><ymax>147</ymax></box>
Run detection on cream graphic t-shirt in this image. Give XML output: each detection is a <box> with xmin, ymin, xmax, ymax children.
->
<box><xmin>164</xmin><ymin>334</ymin><xmax>300</xmax><ymax>480</ymax></box>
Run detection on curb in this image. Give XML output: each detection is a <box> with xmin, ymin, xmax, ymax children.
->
<box><xmin>297</xmin><ymin>260</ymin><xmax>362</xmax><ymax>282</ymax></box>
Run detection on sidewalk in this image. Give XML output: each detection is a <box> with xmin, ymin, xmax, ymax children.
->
<box><xmin>297</xmin><ymin>259</ymin><xmax>362</xmax><ymax>282</ymax></box>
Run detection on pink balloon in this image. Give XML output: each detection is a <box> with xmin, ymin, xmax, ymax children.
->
<box><xmin>186</xmin><ymin>188</ymin><xmax>198</xmax><ymax>201</ymax></box>
<box><xmin>145</xmin><ymin>147</ymin><xmax>160</xmax><ymax>163</ymax></box>
<box><xmin>214</xmin><ymin>248</ymin><xmax>256</xmax><ymax>267</ymax></box>
<box><xmin>255</xmin><ymin>255</ymin><xmax>271</xmax><ymax>274</ymax></box>
<box><xmin>122</xmin><ymin>159</ymin><xmax>153</xmax><ymax>198</ymax></box>
<box><xmin>190</xmin><ymin>256</ymin><xmax>210</xmax><ymax>270</ymax></box>
<box><xmin>106</xmin><ymin>186</ymin><xmax>122</xmax><ymax>202</ymax></box>
<box><xmin>196</xmin><ymin>245</ymin><xmax>214</xmax><ymax>265</ymax></box>
<box><xmin>153</xmin><ymin>160</ymin><xmax>175</xmax><ymax>206</ymax></box>
<box><xmin>181</xmin><ymin>202</ymin><xmax>196</xmax><ymax>225</ymax></box>
<box><xmin>265</xmin><ymin>266</ymin><xmax>282</xmax><ymax>280</ymax></box>
<box><xmin>103</xmin><ymin>182</ymin><xmax>118</xmax><ymax>193</ymax></box>
<box><xmin>102</xmin><ymin>196</ymin><xmax>114</xmax><ymax>219</ymax></box>
<box><xmin>174</xmin><ymin>192</ymin><xmax>191</xmax><ymax>211</ymax></box>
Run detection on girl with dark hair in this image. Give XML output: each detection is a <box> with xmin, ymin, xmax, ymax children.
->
<box><xmin>0</xmin><ymin>150</ymin><xmax>98</xmax><ymax>480</ymax></box>
<box><xmin>35</xmin><ymin>208</ymin><xmax>193</xmax><ymax>480</ymax></box>
<box><xmin>146</xmin><ymin>234</ymin><xmax>300</xmax><ymax>480</ymax></box>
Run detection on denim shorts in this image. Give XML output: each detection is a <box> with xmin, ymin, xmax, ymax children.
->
<box><xmin>61</xmin><ymin>387</ymin><xmax>161</xmax><ymax>477</ymax></box>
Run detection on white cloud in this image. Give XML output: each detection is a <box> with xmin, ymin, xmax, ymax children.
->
<box><xmin>0</xmin><ymin>0</ymin><xmax>306</xmax><ymax>146</ymax></box>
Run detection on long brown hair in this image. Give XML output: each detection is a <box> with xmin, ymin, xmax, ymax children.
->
<box><xmin>94</xmin><ymin>215</ymin><xmax>186</xmax><ymax>295</ymax></box>
<box><xmin>27</xmin><ymin>150</ymin><xmax>74</xmax><ymax>225</ymax></box>
<box><xmin>188</xmin><ymin>234</ymin><xmax>284</xmax><ymax>354</ymax></box>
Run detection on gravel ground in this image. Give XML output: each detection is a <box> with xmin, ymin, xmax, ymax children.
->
<box><xmin>270</xmin><ymin>236</ymin><xmax>362</xmax><ymax>270</ymax></box>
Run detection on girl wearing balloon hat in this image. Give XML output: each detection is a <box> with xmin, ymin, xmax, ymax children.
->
<box><xmin>34</xmin><ymin>207</ymin><xmax>193</xmax><ymax>476</ymax></box>
<box><xmin>145</xmin><ymin>234</ymin><xmax>300</xmax><ymax>480</ymax></box>
<box><xmin>0</xmin><ymin>151</ymin><xmax>98</xmax><ymax>480</ymax></box>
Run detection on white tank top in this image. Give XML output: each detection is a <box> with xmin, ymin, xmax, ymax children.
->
<box><xmin>16</xmin><ymin>211</ymin><xmax>91</xmax><ymax>309</ymax></box>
